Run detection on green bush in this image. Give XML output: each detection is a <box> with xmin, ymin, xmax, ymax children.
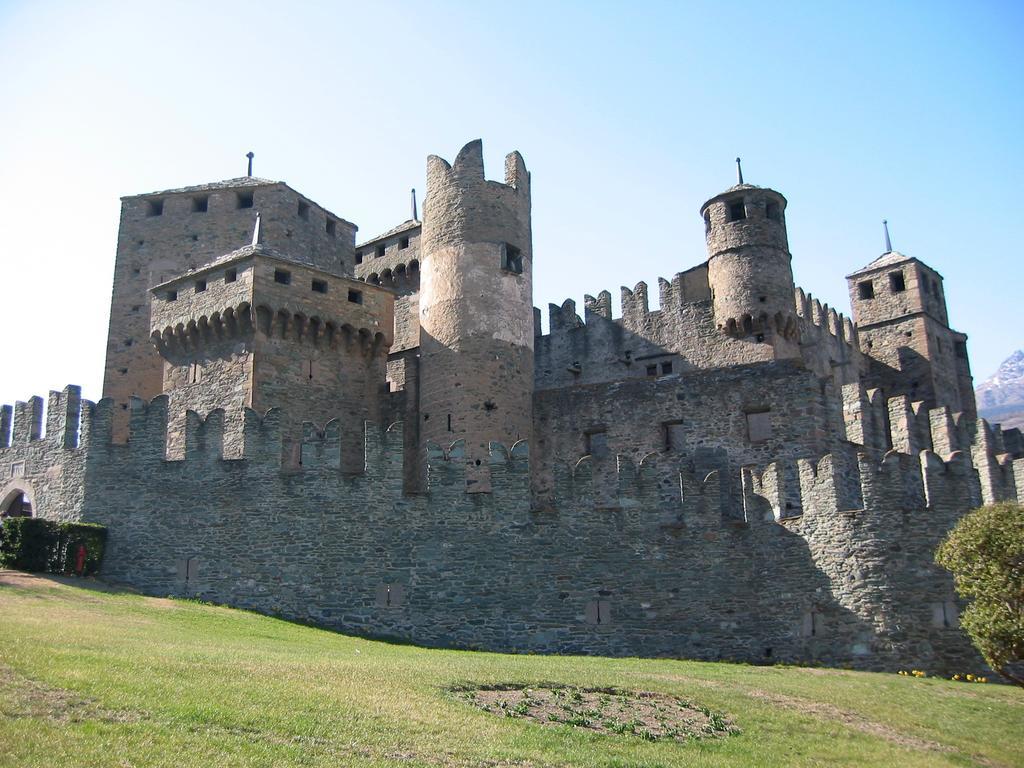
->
<box><xmin>0</xmin><ymin>518</ymin><xmax>107</xmax><ymax>576</ymax></box>
<box><xmin>0</xmin><ymin>518</ymin><xmax>58</xmax><ymax>571</ymax></box>
<box><xmin>936</xmin><ymin>502</ymin><xmax>1024</xmax><ymax>687</ymax></box>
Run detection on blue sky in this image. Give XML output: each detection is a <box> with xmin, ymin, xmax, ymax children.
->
<box><xmin>0</xmin><ymin>0</ymin><xmax>1021</xmax><ymax>409</ymax></box>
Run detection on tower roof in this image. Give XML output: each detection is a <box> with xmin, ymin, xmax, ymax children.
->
<box><xmin>122</xmin><ymin>177</ymin><xmax>281</xmax><ymax>200</ymax></box>
<box><xmin>846</xmin><ymin>251</ymin><xmax>945</xmax><ymax>280</ymax></box>
<box><xmin>150</xmin><ymin>244</ymin><xmax>333</xmax><ymax>291</ymax></box>
<box><xmin>357</xmin><ymin>219</ymin><xmax>421</xmax><ymax>249</ymax></box>
<box><xmin>699</xmin><ymin>183</ymin><xmax>787</xmax><ymax>215</ymax></box>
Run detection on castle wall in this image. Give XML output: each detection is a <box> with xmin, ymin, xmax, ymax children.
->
<box><xmin>164</xmin><ymin>343</ymin><xmax>252</xmax><ymax>459</ymax></box>
<box><xmin>0</xmin><ymin>387</ymin><xmax>86</xmax><ymax>523</ymax></box>
<box><xmin>532</xmin><ymin>361</ymin><xmax>832</xmax><ymax>502</ymax></box>
<box><xmin>4</xmin><ymin>392</ymin><xmax>1000</xmax><ymax>674</ymax></box>
<box><xmin>103</xmin><ymin>180</ymin><xmax>356</xmax><ymax>440</ymax></box>
<box><xmin>535</xmin><ymin>290</ymin><xmax>776</xmax><ymax>393</ymax></box>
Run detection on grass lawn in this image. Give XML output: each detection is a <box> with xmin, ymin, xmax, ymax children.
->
<box><xmin>1</xmin><ymin>570</ymin><xmax>1021</xmax><ymax>768</ymax></box>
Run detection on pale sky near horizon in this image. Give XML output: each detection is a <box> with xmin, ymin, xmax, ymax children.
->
<box><xmin>0</xmin><ymin>0</ymin><xmax>1021</xmax><ymax>410</ymax></box>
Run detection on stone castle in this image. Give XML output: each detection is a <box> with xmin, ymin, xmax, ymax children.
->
<box><xmin>3</xmin><ymin>139</ymin><xmax>1023</xmax><ymax>672</ymax></box>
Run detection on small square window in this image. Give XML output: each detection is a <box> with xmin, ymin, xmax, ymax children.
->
<box><xmin>399</xmin><ymin>236</ymin><xmax>409</xmax><ymax>250</ymax></box>
<box><xmin>146</xmin><ymin>199</ymin><xmax>164</xmax><ymax>217</ymax></box>
<box><xmin>312</xmin><ymin>279</ymin><xmax>328</xmax><ymax>294</ymax></box>
<box><xmin>274</xmin><ymin>269</ymin><xmax>291</xmax><ymax>285</ymax></box>
<box><xmin>746</xmin><ymin>410</ymin><xmax>772</xmax><ymax>443</ymax></box>
<box><xmin>585</xmin><ymin>430</ymin><xmax>608</xmax><ymax>457</ymax></box>
<box><xmin>661</xmin><ymin>361</ymin><xmax>673</xmax><ymax>375</ymax></box>
<box><xmin>889</xmin><ymin>271</ymin><xmax>906</xmax><ymax>292</ymax></box>
<box><xmin>376</xmin><ymin>245</ymin><xmax>386</xmax><ymax>258</ymax></box>
<box><xmin>355</xmin><ymin>251</ymin><xmax>363</xmax><ymax>265</ymax></box>
<box><xmin>348</xmin><ymin>289</ymin><xmax>363</xmax><ymax>304</ymax></box>
<box><xmin>728</xmin><ymin>200</ymin><xmax>746</xmax><ymax>221</ymax></box>
<box><xmin>224</xmin><ymin>268</ymin><xmax>237</xmax><ymax>283</ymax></box>
<box><xmin>297</xmin><ymin>201</ymin><xmax>309</xmax><ymax>219</ymax></box>
<box><xmin>501</xmin><ymin>243</ymin><xmax>523</xmax><ymax>274</ymax></box>
<box><xmin>192</xmin><ymin>195</ymin><xmax>208</xmax><ymax>213</ymax></box>
<box><xmin>765</xmin><ymin>201</ymin><xmax>780</xmax><ymax>221</ymax></box>
<box><xmin>858</xmin><ymin>281</ymin><xmax>875</xmax><ymax>300</ymax></box>
<box><xmin>195</xmin><ymin>279</ymin><xmax>206</xmax><ymax>293</ymax></box>
<box><xmin>646</xmin><ymin>364</ymin><xmax>657</xmax><ymax>376</ymax></box>
<box><xmin>237</xmin><ymin>191</ymin><xmax>254</xmax><ymax>209</ymax></box>
<box><xmin>165</xmin><ymin>290</ymin><xmax>177</xmax><ymax>301</ymax></box>
<box><xmin>326</xmin><ymin>219</ymin><xmax>337</xmax><ymax>237</ymax></box>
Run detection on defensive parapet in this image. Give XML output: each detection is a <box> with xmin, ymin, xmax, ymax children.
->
<box><xmin>0</xmin><ymin>386</ymin><xmax>86</xmax><ymax>522</ymax></box>
<box><xmin>794</xmin><ymin>286</ymin><xmax>863</xmax><ymax>383</ymax></box>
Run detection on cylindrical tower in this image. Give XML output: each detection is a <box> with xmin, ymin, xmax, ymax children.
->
<box><xmin>701</xmin><ymin>182</ymin><xmax>797</xmax><ymax>341</ymax></box>
<box><xmin>418</xmin><ymin>139</ymin><xmax>533</xmax><ymax>476</ymax></box>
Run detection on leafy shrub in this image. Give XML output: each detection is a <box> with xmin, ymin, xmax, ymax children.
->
<box><xmin>0</xmin><ymin>518</ymin><xmax>107</xmax><ymax>576</ymax></box>
<box><xmin>0</xmin><ymin>518</ymin><xmax>58</xmax><ymax>571</ymax></box>
<box><xmin>936</xmin><ymin>502</ymin><xmax>1024</xmax><ymax>687</ymax></box>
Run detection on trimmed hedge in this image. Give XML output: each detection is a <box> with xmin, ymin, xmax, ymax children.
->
<box><xmin>0</xmin><ymin>518</ymin><xmax>107</xmax><ymax>576</ymax></box>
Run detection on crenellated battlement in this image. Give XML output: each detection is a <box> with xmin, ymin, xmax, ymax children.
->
<box><xmin>539</xmin><ymin>265</ymin><xmax>715</xmax><ymax>340</ymax></box>
<box><xmin>795</xmin><ymin>286</ymin><xmax>860</xmax><ymax>348</ymax></box>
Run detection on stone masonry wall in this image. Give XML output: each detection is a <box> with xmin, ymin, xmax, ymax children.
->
<box><xmin>532</xmin><ymin>361</ymin><xmax>831</xmax><ymax>504</ymax></box>
<box><xmin>104</xmin><ymin>179</ymin><xmax>356</xmax><ymax>440</ymax></box>
<box><xmin>4</xmin><ymin>392</ymin><xmax>1009</xmax><ymax>675</ymax></box>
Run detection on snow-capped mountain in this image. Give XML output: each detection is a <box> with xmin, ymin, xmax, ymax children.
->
<box><xmin>977</xmin><ymin>350</ymin><xmax>1024</xmax><ymax>429</ymax></box>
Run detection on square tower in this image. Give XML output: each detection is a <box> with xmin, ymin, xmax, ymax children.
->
<box><xmin>150</xmin><ymin>245</ymin><xmax>393</xmax><ymax>464</ymax></box>
<box><xmin>103</xmin><ymin>178</ymin><xmax>357</xmax><ymax>440</ymax></box>
<box><xmin>847</xmin><ymin>252</ymin><xmax>974</xmax><ymax>416</ymax></box>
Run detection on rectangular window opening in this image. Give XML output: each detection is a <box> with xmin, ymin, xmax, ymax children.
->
<box><xmin>501</xmin><ymin>243</ymin><xmax>523</xmax><ymax>274</ymax></box>
<box><xmin>585</xmin><ymin>430</ymin><xmax>608</xmax><ymax>457</ymax></box>
<box><xmin>664</xmin><ymin>421</ymin><xmax>684</xmax><ymax>452</ymax></box>
<box><xmin>889</xmin><ymin>271</ymin><xmax>906</xmax><ymax>292</ymax></box>
<box><xmin>312</xmin><ymin>279</ymin><xmax>328</xmax><ymax>294</ymax></box>
<box><xmin>661</xmin><ymin>361</ymin><xmax>673</xmax><ymax>375</ymax></box>
<box><xmin>224</xmin><ymin>268</ymin><xmax>237</xmax><ymax>283</ymax></box>
<box><xmin>237</xmin><ymin>191</ymin><xmax>254</xmax><ymax>209</ymax></box>
<box><xmin>146</xmin><ymin>199</ymin><xmax>164</xmax><ymax>217</ymax></box>
<box><xmin>274</xmin><ymin>269</ymin><xmax>291</xmax><ymax>285</ymax></box>
<box><xmin>194</xmin><ymin>279</ymin><xmax>206</xmax><ymax>293</ymax></box>
<box><xmin>728</xmin><ymin>200</ymin><xmax>746</xmax><ymax>221</ymax></box>
<box><xmin>399</xmin><ymin>236</ymin><xmax>409</xmax><ymax>250</ymax></box>
<box><xmin>376</xmin><ymin>245</ymin><xmax>386</xmax><ymax>258</ymax></box>
<box><xmin>746</xmin><ymin>409</ymin><xmax>772</xmax><ymax>443</ymax></box>
<box><xmin>166</xmin><ymin>291</ymin><xmax>177</xmax><ymax>302</ymax></box>
<box><xmin>766</xmin><ymin>201</ymin><xmax>780</xmax><ymax>221</ymax></box>
<box><xmin>355</xmin><ymin>251</ymin><xmax>364</xmax><ymax>265</ymax></box>
<box><xmin>858</xmin><ymin>280</ymin><xmax>875</xmax><ymax>300</ymax></box>
<box><xmin>297</xmin><ymin>200</ymin><xmax>309</xmax><ymax>219</ymax></box>
<box><xmin>191</xmin><ymin>195</ymin><xmax>208</xmax><ymax>213</ymax></box>
<box><xmin>326</xmin><ymin>219</ymin><xmax>337</xmax><ymax>237</ymax></box>
<box><xmin>347</xmin><ymin>289</ymin><xmax>362</xmax><ymax>304</ymax></box>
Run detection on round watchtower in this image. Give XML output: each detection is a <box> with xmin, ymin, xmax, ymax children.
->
<box><xmin>418</xmin><ymin>140</ymin><xmax>533</xmax><ymax>481</ymax></box>
<box><xmin>701</xmin><ymin>180</ymin><xmax>797</xmax><ymax>340</ymax></box>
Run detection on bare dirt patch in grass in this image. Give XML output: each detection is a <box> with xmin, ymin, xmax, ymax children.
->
<box><xmin>0</xmin><ymin>664</ymin><xmax>143</xmax><ymax>725</ymax></box>
<box><xmin>455</xmin><ymin>684</ymin><xmax>739</xmax><ymax>742</ymax></box>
